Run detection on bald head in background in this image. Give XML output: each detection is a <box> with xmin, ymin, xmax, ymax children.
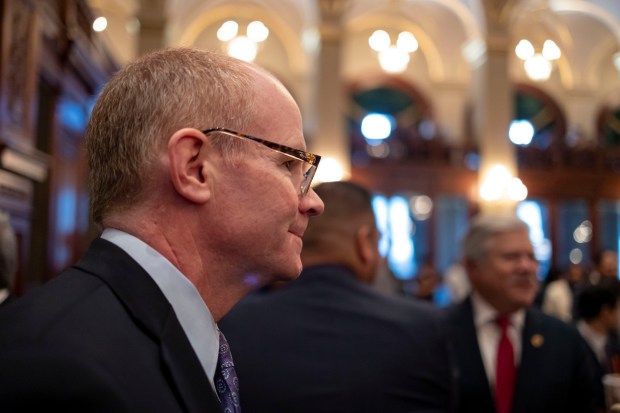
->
<box><xmin>301</xmin><ymin>180</ymin><xmax>381</xmax><ymax>284</ymax></box>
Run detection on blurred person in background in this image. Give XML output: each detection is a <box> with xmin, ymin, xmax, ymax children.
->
<box><xmin>410</xmin><ymin>260</ymin><xmax>442</xmax><ymax>303</ymax></box>
<box><xmin>443</xmin><ymin>214</ymin><xmax>599</xmax><ymax>413</ymax></box>
<box><xmin>576</xmin><ymin>283</ymin><xmax>620</xmax><ymax>375</ymax></box>
<box><xmin>542</xmin><ymin>263</ymin><xmax>584</xmax><ymax>322</ymax></box>
<box><xmin>586</xmin><ymin>250</ymin><xmax>619</xmax><ymax>287</ymax></box>
<box><xmin>575</xmin><ymin>283</ymin><xmax>620</xmax><ymax>412</ymax></box>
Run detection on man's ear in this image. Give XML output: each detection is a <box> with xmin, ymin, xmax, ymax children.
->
<box><xmin>168</xmin><ymin>128</ymin><xmax>212</xmax><ymax>204</ymax></box>
<box><xmin>355</xmin><ymin>224</ymin><xmax>376</xmax><ymax>266</ymax></box>
<box><xmin>354</xmin><ymin>224</ymin><xmax>380</xmax><ymax>284</ymax></box>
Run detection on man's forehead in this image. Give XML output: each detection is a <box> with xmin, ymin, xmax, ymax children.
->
<box><xmin>489</xmin><ymin>229</ymin><xmax>533</xmax><ymax>248</ymax></box>
<box><xmin>493</xmin><ymin>228</ymin><xmax>530</xmax><ymax>238</ymax></box>
<box><xmin>246</xmin><ymin>63</ymin><xmax>293</xmax><ymax>98</ymax></box>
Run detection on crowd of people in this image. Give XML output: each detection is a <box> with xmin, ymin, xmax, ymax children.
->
<box><xmin>0</xmin><ymin>47</ymin><xmax>618</xmax><ymax>413</ymax></box>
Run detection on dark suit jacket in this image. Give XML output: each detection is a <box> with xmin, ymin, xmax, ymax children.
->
<box><xmin>442</xmin><ymin>297</ymin><xmax>599</xmax><ymax>413</ymax></box>
<box><xmin>0</xmin><ymin>238</ymin><xmax>221</xmax><ymax>412</ymax></box>
<box><xmin>578</xmin><ymin>329</ymin><xmax>620</xmax><ymax>411</ymax></box>
<box><xmin>220</xmin><ymin>264</ymin><xmax>457</xmax><ymax>413</ymax></box>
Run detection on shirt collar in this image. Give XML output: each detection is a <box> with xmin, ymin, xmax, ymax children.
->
<box><xmin>471</xmin><ymin>292</ymin><xmax>526</xmax><ymax>330</ymax></box>
<box><xmin>101</xmin><ymin>228</ymin><xmax>219</xmax><ymax>386</ymax></box>
<box><xmin>577</xmin><ymin>319</ymin><xmax>608</xmax><ymax>361</ymax></box>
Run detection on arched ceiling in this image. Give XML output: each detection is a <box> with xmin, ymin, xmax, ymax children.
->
<box><xmin>86</xmin><ymin>0</ymin><xmax>620</xmax><ymax>99</ymax></box>
<box><xmin>87</xmin><ymin>2</ymin><xmax>620</xmax><ymax>64</ymax></box>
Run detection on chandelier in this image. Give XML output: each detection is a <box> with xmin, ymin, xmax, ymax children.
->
<box><xmin>368</xmin><ymin>30</ymin><xmax>418</xmax><ymax>74</ymax></box>
<box><xmin>515</xmin><ymin>39</ymin><xmax>561</xmax><ymax>82</ymax></box>
<box><xmin>480</xmin><ymin>165</ymin><xmax>528</xmax><ymax>202</ymax></box>
<box><xmin>216</xmin><ymin>20</ymin><xmax>269</xmax><ymax>62</ymax></box>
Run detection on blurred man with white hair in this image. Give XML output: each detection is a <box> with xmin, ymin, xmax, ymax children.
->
<box><xmin>443</xmin><ymin>214</ymin><xmax>600</xmax><ymax>413</ymax></box>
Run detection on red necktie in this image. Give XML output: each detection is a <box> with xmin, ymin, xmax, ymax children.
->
<box><xmin>495</xmin><ymin>315</ymin><xmax>515</xmax><ymax>413</ymax></box>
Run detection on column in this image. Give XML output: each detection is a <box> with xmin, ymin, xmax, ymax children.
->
<box><xmin>313</xmin><ymin>0</ymin><xmax>350</xmax><ymax>179</ymax></box>
<box><xmin>473</xmin><ymin>2</ymin><xmax>518</xmax><ymax>215</ymax></box>
<box><xmin>136</xmin><ymin>0</ymin><xmax>167</xmax><ymax>55</ymax></box>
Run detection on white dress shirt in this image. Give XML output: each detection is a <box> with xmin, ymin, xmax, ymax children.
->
<box><xmin>471</xmin><ymin>293</ymin><xmax>525</xmax><ymax>387</ymax></box>
<box><xmin>101</xmin><ymin>228</ymin><xmax>220</xmax><ymax>391</ymax></box>
<box><xmin>542</xmin><ymin>279</ymin><xmax>573</xmax><ymax>322</ymax></box>
<box><xmin>577</xmin><ymin>320</ymin><xmax>607</xmax><ymax>364</ymax></box>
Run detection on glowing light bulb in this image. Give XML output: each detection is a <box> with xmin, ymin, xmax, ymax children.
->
<box><xmin>369</xmin><ymin>30</ymin><xmax>390</xmax><ymax>52</ymax></box>
<box><xmin>217</xmin><ymin>20</ymin><xmax>239</xmax><ymax>42</ymax></box>
<box><xmin>515</xmin><ymin>39</ymin><xmax>534</xmax><ymax>60</ymax></box>
<box><xmin>247</xmin><ymin>20</ymin><xmax>269</xmax><ymax>42</ymax></box>
<box><xmin>93</xmin><ymin>16</ymin><xmax>108</xmax><ymax>32</ymax></box>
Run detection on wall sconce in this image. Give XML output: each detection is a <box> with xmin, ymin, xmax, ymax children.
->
<box><xmin>479</xmin><ymin>165</ymin><xmax>528</xmax><ymax>202</ymax></box>
<box><xmin>216</xmin><ymin>20</ymin><xmax>269</xmax><ymax>62</ymax></box>
<box><xmin>515</xmin><ymin>39</ymin><xmax>561</xmax><ymax>81</ymax></box>
<box><xmin>368</xmin><ymin>30</ymin><xmax>418</xmax><ymax>74</ymax></box>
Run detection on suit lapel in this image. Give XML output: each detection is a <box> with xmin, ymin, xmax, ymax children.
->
<box><xmin>448</xmin><ymin>299</ymin><xmax>495</xmax><ymax>412</ymax></box>
<box><xmin>161</xmin><ymin>310</ymin><xmax>222</xmax><ymax>412</ymax></box>
<box><xmin>512</xmin><ymin>309</ymin><xmax>546</xmax><ymax>413</ymax></box>
<box><xmin>74</xmin><ymin>238</ymin><xmax>221</xmax><ymax>412</ymax></box>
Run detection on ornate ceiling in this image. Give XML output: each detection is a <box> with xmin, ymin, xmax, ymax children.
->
<box><xmin>85</xmin><ymin>0</ymin><xmax>620</xmax><ymax>144</ymax></box>
<box><xmin>86</xmin><ymin>0</ymin><xmax>620</xmax><ymax>87</ymax></box>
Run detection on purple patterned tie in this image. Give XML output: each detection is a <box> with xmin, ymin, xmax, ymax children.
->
<box><xmin>215</xmin><ymin>331</ymin><xmax>241</xmax><ymax>413</ymax></box>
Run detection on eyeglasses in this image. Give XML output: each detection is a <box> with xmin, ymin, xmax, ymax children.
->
<box><xmin>202</xmin><ymin>128</ymin><xmax>321</xmax><ymax>195</ymax></box>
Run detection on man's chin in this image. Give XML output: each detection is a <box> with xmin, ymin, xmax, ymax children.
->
<box><xmin>514</xmin><ymin>291</ymin><xmax>537</xmax><ymax>308</ymax></box>
<box><xmin>255</xmin><ymin>260</ymin><xmax>303</xmax><ymax>288</ymax></box>
<box><xmin>274</xmin><ymin>261</ymin><xmax>303</xmax><ymax>282</ymax></box>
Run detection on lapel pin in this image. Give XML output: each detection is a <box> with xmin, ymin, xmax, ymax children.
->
<box><xmin>531</xmin><ymin>334</ymin><xmax>544</xmax><ymax>348</ymax></box>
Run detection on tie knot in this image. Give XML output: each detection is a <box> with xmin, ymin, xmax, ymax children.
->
<box><xmin>496</xmin><ymin>315</ymin><xmax>510</xmax><ymax>330</ymax></box>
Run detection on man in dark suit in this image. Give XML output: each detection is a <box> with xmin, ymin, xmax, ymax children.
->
<box><xmin>220</xmin><ymin>181</ymin><xmax>456</xmax><ymax>413</ymax></box>
<box><xmin>443</xmin><ymin>214</ymin><xmax>599</xmax><ymax>413</ymax></box>
<box><xmin>576</xmin><ymin>283</ymin><xmax>620</xmax><ymax>374</ymax></box>
<box><xmin>0</xmin><ymin>48</ymin><xmax>324</xmax><ymax>412</ymax></box>
<box><xmin>576</xmin><ymin>283</ymin><xmax>620</xmax><ymax>411</ymax></box>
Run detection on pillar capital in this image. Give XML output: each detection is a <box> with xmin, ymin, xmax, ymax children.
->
<box><xmin>318</xmin><ymin>0</ymin><xmax>348</xmax><ymax>22</ymax></box>
<box><xmin>136</xmin><ymin>0</ymin><xmax>167</xmax><ymax>54</ymax></box>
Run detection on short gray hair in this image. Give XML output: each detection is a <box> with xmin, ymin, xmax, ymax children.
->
<box><xmin>462</xmin><ymin>214</ymin><xmax>530</xmax><ymax>263</ymax></box>
<box><xmin>86</xmin><ymin>48</ymin><xmax>256</xmax><ymax>225</ymax></box>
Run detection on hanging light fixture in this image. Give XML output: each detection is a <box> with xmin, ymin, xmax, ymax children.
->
<box><xmin>479</xmin><ymin>165</ymin><xmax>528</xmax><ymax>202</ymax></box>
<box><xmin>515</xmin><ymin>39</ymin><xmax>560</xmax><ymax>82</ymax></box>
<box><xmin>216</xmin><ymin>20</ymin><xmax>269</xmax><ymax>62</ymax></box>
<box><xmin>369</xmin><ymin>29</ymin><xmax>418</xmax><ymax>74</ymax></box>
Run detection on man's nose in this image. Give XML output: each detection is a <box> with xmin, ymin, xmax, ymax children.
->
<box><xmin>301</xmin><ymin>188</ymin><xmax>324</xmax><ymax>217</ymax></box>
